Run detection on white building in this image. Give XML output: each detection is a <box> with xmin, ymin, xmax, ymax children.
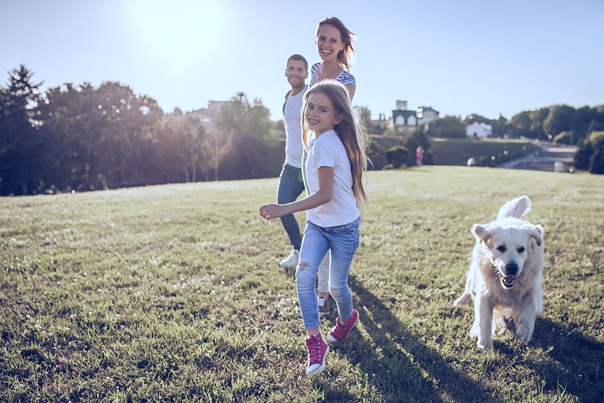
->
<box><xmin>466</xmin><ymin>122</ymin><xmax>493</xmax><ymax>138</ymax></box>
<box><xmin>417</xmin><ymin>106</ymin><xmax>439</xmax><ymax>128</ymax></box>
<box><xmin>390</xmin><ymin>100</ymin><xmax>440</xmax><ymax>131</ymax></box>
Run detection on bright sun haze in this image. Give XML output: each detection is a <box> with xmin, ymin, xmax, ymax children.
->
<box><xmin>0</xmin><ymin>0</ymin><xmax>603</xmax><ymax>118</ymax></box>
<box><xmin>128</xmin><ymin>0</ymin><xmax>222</xmax><ymax>75</ymax></box>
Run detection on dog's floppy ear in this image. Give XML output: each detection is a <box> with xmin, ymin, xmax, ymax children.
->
<box><xmin>528</xmin><ymin>224</ymin><xmax>543</xmax><ymax>247</ymax></box>
<box><xmin>472</xmin><ymin>224</ymin><xmax>493</xmax><ymax>245</ymax></box>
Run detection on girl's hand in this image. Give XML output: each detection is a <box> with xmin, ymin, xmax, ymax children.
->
<box><xmin>259</xmin><ymin>204</ymin><xmax>288</xmax><ymax>220</ymax></box>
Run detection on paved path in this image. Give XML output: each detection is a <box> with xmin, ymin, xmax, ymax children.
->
<box><xmin>499</xmin><ymin>142</ymin><xmax>578</xmax><ymax>172</ymax></box>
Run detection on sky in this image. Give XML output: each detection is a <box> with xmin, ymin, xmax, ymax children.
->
<box><xmin>1</xmin><ymin>0</ymin><xmax>603</xmax><ymax>121</ymax></box>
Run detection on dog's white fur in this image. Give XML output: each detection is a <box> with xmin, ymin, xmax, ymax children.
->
<box><xmin>454</xmin><ymin>196</ymin><xmax>544</xmax><ymax>350</ymax></box>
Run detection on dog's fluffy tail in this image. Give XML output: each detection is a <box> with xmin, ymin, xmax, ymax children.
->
<box><xmin>497</xmin><ymin>195</ymin><xmax>531</xmax><ymax>220</ymax></box>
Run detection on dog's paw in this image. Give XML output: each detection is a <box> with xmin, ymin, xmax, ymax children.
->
<box><xmin>476</xmin><ymin>340</ymin><xmax>493</xmax><ymax>351</ymax></box>
<box><xmin>453</xmin><ymin>292</ymin><xmax>470</xmax><ymax>306</ymax></box>
<box><xmin>476</xmin><ymin>337</ymin><xmax>493</xmax><ymax>351</ymax></box>
<box><xmin>516</xmin><ymin>321</ymin><xmax>534</xmax><ymax>343</ymax></box>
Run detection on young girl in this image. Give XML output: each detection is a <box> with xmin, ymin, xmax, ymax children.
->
<box><xmin>308</xmin><ymin>16</ymin><xmax>357</xmax><ymax>316</ymax></box>
<box><xmin>259</xmin><ymin>80</ymin><xmax>368</xmax><ymax>377</ymax></box>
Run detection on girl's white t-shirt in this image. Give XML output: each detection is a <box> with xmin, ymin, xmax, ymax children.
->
<box><xmin>305</xmin><ymin>130</ymin><xmax>360</xmax><ymax>227</ymax></box>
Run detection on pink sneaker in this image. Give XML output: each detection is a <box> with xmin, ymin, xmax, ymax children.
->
<box><xmin>305</xmin><ymin>333</ymin><xmax>330</xmax><ymax>377</ymax></box>
<box><xmin>327</xmin><ymin>309</ymin><xmax>358</xmax><ymax>343</ymax></box>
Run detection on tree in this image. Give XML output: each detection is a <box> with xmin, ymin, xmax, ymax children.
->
<box><xmin>553</xmin><ymin>131</ymin><xmax>573</xmax><ymax>145</ymax></box>
<box><xmin>543</xmin><ymin>105</ymin><xmax>575</xmax><ymax>138</ymax></box>
<box><xmin>208</xmin><ymin>126</ymin><xmax>234</xmax><ymax>181</ymax></box>
<box><xmin>574</xmin><ymin>131</ymin><xmax>604</xmax><ymax>173</ymax></box>
<box><xmin>570</xmin><ymin>106</ymin><xmax>596</xmax><ymax>143</ymax></box>
<box><xmin>216</xmin><ymin>93</ymin><xmax>272</xmax><ymax>140</ymax></box>
<box><xmin>0</xmin><ymin>65</ymin><xmax>46</xmax><ymax>196</ymax></box>
<box><xmin>435</xmin><ymin>115</ymin><xmax>466</xmax><ymax>138</ymax></box>
<box><xmin>493</xmin><ymin>114</ymin><xmax>509</xmax><ymax>138</ymax></box>
<box><xmin>153</xmin><ymin>114</ymin><xmax>211</xmax><ymax>182</ymax></box>
<box><xmin>38</xmin><ymin>81</ymin><xmax>162</xmax><ymax>191</ymax></box>
<box><xmin>529</xmin><ymin>107</ymin><xmax>549</xmax><ymax>140</ymax></box>
<box><xmin>215</xmin><ymin>93</ymin><xmax>274</xmax><ymax>180</ymax></box>
<box><xmin>509</xmin><ymin>111</ymin><xmax>532</xmax><ymax>138</ymax></box>
<box><xmin>402</xmin><ymin>130</ymin><xmax>433</xmax><ymax>166</ymax></box>
<box><xmin>574</xmin><ymin>138</ymin><xmax>594</xmax><ymax>170</ymax></box>
<box><xmin>589</xmin><ymin>143</ymin><xmax>604</xmax><ymax>174</ymax></box>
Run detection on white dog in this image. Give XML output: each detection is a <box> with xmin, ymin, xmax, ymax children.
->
<box><xmin>454</xmin><ymin>196</ymin><xmax>544</xmax><ymax>350</ymax></box>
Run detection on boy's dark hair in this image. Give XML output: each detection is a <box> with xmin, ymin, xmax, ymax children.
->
<box><xmin>287</xmin><ymin>54</ymin><xmax>308</xmax><ymax>71</ymax></box>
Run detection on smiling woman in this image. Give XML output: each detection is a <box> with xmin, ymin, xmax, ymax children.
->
<box><xmin>128</xmin><ymin>0</ymin><xmax>222</xmax><ymax>74</ymax></box>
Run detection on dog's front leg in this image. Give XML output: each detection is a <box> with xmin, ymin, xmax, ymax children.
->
<box><xmin>474</xmin><ymin>296</ymin><xmax>494</xmax><ymax>350</ymax></box>
<box><xmin>515</xmin><ymin>293</ymin><xmax>539</xmax><ymax>343</ymax></box>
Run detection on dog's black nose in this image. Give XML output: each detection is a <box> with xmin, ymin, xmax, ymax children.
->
<box><xmin>505</xmin><ymin>263</ymin><xmax>519</xmax><ymax>276</ymax></box>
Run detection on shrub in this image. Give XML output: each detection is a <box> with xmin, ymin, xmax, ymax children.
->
<box><xmin>402</xmin><ymin>131</ymin><xmax>433</xmax><ymax>166</ymax></box>
<box><xmin>553</xmin><ymin>131</ymin><xmax>573</xmax><ymax>145</ymax></box>
<box><xmin>574</xmin><ymin>131</ymin><xmax>604</xmax><ymax>173</ymax></box>
<box><xmin>589</xmin><ymin>143</ymin><xmax>604</xmax><ymax>174</ymax></box>
<box><xmin>367</xmin><ymin>139</ymin><xmax>387</xmax><ymax>170</ymax></box>
<box><xmin>386</xmin><ymin>146</ymin><xmax>409</xmax><ymax>168</ymax></box>
<box><xmin>574</xmin><ymin>139</ymin><xmax>594</xmax><ymax>170</ymax></box>
<box><xmin>435</xmin><ymin>116</ymin><xmax>466</xmax><ymax>138</ymax></box>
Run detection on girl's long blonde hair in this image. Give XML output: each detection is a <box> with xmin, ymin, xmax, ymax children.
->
<box><xmin>302</xmin><ymin>80</ymin><xmax>369</xmax><ymax>215</ymax></box>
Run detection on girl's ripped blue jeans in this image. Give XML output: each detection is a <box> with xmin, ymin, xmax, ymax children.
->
<box><xmin>295</xmin><ymin>218</ymin><xmax>360</xmax><ymax>330</ymax></box>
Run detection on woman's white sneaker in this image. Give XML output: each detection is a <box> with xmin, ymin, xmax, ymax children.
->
<box><xmin>280</xmin><ymin>249</ymin><xmax>299</xmax><ymax>268</ymax></box>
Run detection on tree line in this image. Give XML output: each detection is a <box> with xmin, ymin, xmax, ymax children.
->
<box><xmin>0</xmin><ymin>65</ymin><xmax>278</xmax><ymax>196</ymax></box>
<box><xmin>3</xmin><ymin>65</ymin><xmax>603</xmax><ymax>197</ymax></box>
<box><xmin>373</xmin><ymin>104</ymin><xmax>604</xmax><ymax>173</ymax></box>
<box><xmin>399</xmin><ymin>105</ymin><xmax>604</xmax><ymax>142</ymax></box>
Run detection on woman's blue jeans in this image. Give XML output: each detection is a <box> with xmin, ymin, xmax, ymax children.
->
<box><xmin>296</xmin><ymin>218</ymin><xmax>360</xmax><ymax>330</ymax></box>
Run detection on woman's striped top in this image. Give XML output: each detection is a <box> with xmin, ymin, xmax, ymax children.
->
<box><xmin>309</xmin><ymin>62</ymin><xmax>356</xmax><ymax>87</ymax></box>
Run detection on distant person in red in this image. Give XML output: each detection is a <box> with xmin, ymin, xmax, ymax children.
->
<box><xmin>416</xmin><ymin>146</ymin><xmax>425</xmax><ymax>167</ymax></box>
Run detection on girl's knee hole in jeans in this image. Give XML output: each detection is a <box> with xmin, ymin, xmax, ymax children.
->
<box><xmin>330</xmin><ymin>286</ymin><xmax>348</xmax><ymax>297</ymax></box>
<box><xmin>297</xmin><ymin>262</ymin><xmax>310</xmax><ymax>271</ymax></box>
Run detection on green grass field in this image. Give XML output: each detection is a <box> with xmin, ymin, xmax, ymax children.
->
<box><xmin>1</xmin><ymin>167</ymin><xmax>603</xmax><ymax>402</ymax></box>
<box><xmin>429</xmin><ymin>138</ymin><xmax>541</xmax><ymax>165</ymax></box>
<box><xmin>370</xmin><ymin>136</ymin><xmax>540</xmax><ymax>166</ymax></box>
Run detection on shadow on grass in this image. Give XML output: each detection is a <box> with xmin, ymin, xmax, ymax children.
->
<box><xmin>333</xmin><ymin>276</ymin><xmax>502</xmax><ymax>402</ymax></box>
<box><xmin>498</xmin><ymin>318</ymin><xmax>604</xmax><ymax>402</ymax></box>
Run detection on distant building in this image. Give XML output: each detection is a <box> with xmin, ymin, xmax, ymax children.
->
<box><xmin>467</xmin><ymin>122</ymin><xmax>493</xmax><ymax>138</ymax></box>
<box><xmin>417</xmin><ymin>106</ymin><xmax>439</xmax><ymax>128</ymax></box>
<box><xmin>188</xmin><ymin>100</ymin><xmax>226</xmax><ymax>128</ymax></box>
<box><xmin>388</xmin><ymin>100</ymin><xmax>440</xmax><ymax>132</ymax></box>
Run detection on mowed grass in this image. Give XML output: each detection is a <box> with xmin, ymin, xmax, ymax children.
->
<box><xmin>1</xmin><ymin>167</ymin><xmax>603</xmax><ymax>402</ymax></box>
<box><xmin>429</xmin><ymin>138</ymin><xmax>541</xmax><ymax>165</ymax></box>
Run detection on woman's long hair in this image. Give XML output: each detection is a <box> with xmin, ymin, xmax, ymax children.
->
<box><xmin>316</xmin><ymin>17</ymin><xmax>356</xmax><ymax>72</ymax></box>
<box><xmin>302</xmin><ymin>80</ymin><xmax>368</xmax><ymax>215</ymax></box>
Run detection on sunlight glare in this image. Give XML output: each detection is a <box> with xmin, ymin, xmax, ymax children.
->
<box><xmin>130</xmin><ymin>0</ymin><xmax>221</xmax><ymax>74</ymax></box>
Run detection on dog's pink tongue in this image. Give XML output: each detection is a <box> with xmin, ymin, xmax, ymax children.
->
<box><xmin>504</xmin><ymin>276</ymin><xmax>515</xmax><ymax>285</ymax></box>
